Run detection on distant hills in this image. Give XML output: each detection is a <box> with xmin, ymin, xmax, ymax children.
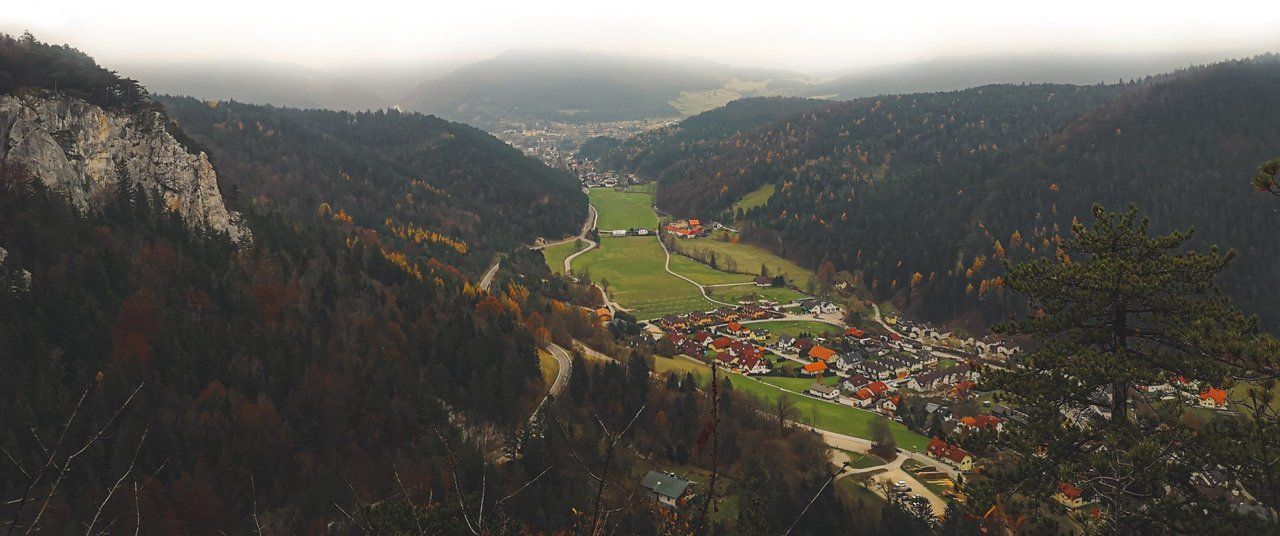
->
<box><xmin>398</xmin><ymin>51</ymin><xmax>811</xmax><ymax>128</ymax></box>
<box><xmin>117</xmin><ymin>59</ymin><xmax>457</xmax><ymax>111</ymax></box>
<box><xmin>595</xmin><ymin>55</ymin><xmax>1280</xmax><ymax>328</ymax></box>
<box><xmin>797</xmin><ymin>52</ymin><xmax>1261</xmax><ymax>100</ymax></box>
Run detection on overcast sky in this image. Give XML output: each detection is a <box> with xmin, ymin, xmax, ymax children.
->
<box><xmin>6</xmin><ymin>0</ymin><xmax>1278</xmax><ymax>72</ymax></box>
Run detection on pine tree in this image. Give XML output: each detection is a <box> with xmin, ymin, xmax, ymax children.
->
<box><xmin>984</xmin><ymin>204</ymin><xmax>1270</xmax><ymax>532</ymax></box>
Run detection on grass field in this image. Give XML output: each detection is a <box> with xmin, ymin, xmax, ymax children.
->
<box><xmin>757</xmin><ymin>375</ymin><xmax>839</xmax><ymax>392</ymax></box>
<box><xmin>575</xmin><ymin>237</ymin><xmax>712</xmax><ymax>319</ymax></box>
<box><xmin>538</xmin><ymin>350</ymin><xmax>559</xmax><ymax>388</ymax></box>
<box><xmin>675</xmin><ymin>238</ymin><xmax>816</xmax><ymax>289</ymax></box>
<box><xmin>653</xmin><ymin>355</ymin><xmax>928</xmax><ymax>451</ymax></box>
<box><xmin>589</xmin><ymin>188</ymin><xmax>657</xmax><ymax>231</ymax></box>
<box><xmin>733</xmin><ymin>183</ymin><xmax>776</xmax><ymax>213</ymax></box>
<box><xmin>744</xmin><ymin>320</ymin><xmax>842</xmax><ymax>341</ymax></box>
<box><xmin>541</xmin><ymin>240</ymin><xmax>582</xmax><ymax>275</ymax></box>
<box><xmin>667</xmin><ymin>254</ymin><xmax>755</xmax><ymax>286</ymax></box>
<box><xmin>707</xmin><ymin>284</ymin><xmax>807</xmax><ymax>304</ymax></box>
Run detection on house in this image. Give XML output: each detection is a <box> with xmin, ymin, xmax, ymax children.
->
<box><xmin>1054</xmin><ymin>483</ymin><xmax>1090</xmax><ymax>509</ymax></box>
<box><xmin>809</xmin><ymin>345</ymin><xmax>837</xmax><ymax>362</ymax></box>
<box><xmin>710</xmin><ymin>337</ymin><xmax>734</xmax><ymax>351</ymax></box>
<box><xmin>840</xmin><ymin>374</ymin><xmax>871</xmax><ymax>393</ymax></box>
<box><xmin>692</xmin><ymin>332</ymin><xmax>714</xmax><ymax>347</ymax></box>
<box><xmin>958</xmin><ymin>414</ymin><xmax>1004</xmax><ymax>433</ymax></box>
<box><xmin>881</xmin><ymin>395</ymin><xmax>900</xmax><ymax>413</ymax></box>
<box><xmin>596</xmin><ymin>307</ymin><xmax>612</xmax><ymax>322</ymax></box>
<box><xmin>844</xmin><ymin>327</ymin><xmax>865</xmax><ymax>338</ymax></box>
<box><xmin>610</xmin><ymin>229</ymin><xmax>627</xmax><ymax>237</ymax></box>
<box><xmin>641</xmin><ymin>470</ymin><xmax>692</xmax><ymax>509</ymax></box>
<box><xmin>852</xmin><ymin>388</ymin><xmax>877</xmax><ymax>407</ymax></box>
<box><xmin>808</xmin><ymin>382</ymin><xmax>840</xmax><ymax>400</ymax></box>
<box><xmin>802</xmin><ymin>361</ymin><xmax>827</xmax><ymax>375</ymax></box>
<box><xmin>926</xmin><ymin>437</ymin><xmax>974</xmax><ymax>471</ymax></box>
<box><xmin>1199</xmin><ymin>387</ymin><xmax>1228</xmax><ymax>409</ymax></box>
<box><xmin>807</xmin><ymin>301</ymin><xmax>840</xmax><ymax>316</ymax></box>
<box><xmin>754</xmin><ymin>274</ymin><xmax>773</xmax><ymax>287</ymax></box>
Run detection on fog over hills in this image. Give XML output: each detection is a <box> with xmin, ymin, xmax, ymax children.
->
<box><xmin>799</xmin><ymin>50</ymin><xmax>1271</xmax><ymax>99</ymax></box>
<box><xmin>116</xmin><ymin>59</ymin><xmax>457</xmax><ymax>111</ymax></box>
<box><xmin>398</xmin><ymin>50</ymin><xmax>813</xmax><ymax>128</ymax></box>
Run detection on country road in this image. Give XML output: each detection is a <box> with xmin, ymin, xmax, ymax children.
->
<box><xmin>478</xmin><ymin>260</ymin><xmax>500</xmax><ymax>291</ymax></box>
<box><xmin>656</xmin><ymin>231</ymin><xmax>738</xmax><ymax>308</ymax></box>
<box><xmin>546</xmin><ymin>343</ymin><xmax>573</xmax><ymax>396</ymax></box>
<box><xmin>483</xmin><ymin>204</ymin><xmax>598</xmax><ymax>292</ymax></box>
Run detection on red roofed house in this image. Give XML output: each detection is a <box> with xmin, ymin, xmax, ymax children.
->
<box><xmin>958</xmin><ymin>414</ymin><xmax>1004</xmax><ymax>433</ymax></box>
<box><xmin>802</xmin><ymin>361</ymin><xmax>827</xmax><ymax>375</ymax></box>
<box><xmin>710</xmin><ymin>337</ymin><xmax>734</xmax><ymax>350</ymax></box>
<box><xmin>1199</xmin><ymin>387</ymin><xmax>1228</xmax><ymax>409</ymax></box>
<box><xmin>852</xmin><ymin>388</ymin><xmax>876</xmax><ymax>408</ymax></box>
<box><xmin>809</xmin><ymin>345</ymin><xmax>837</xmax><ymax>362</ymax></box>
<box><xmin>926</xmin><ymin>437</ymin><xmax>974</xmax><ymax>471</ymax></box>
<box><xmin>1054</xmin><ymin>483</ymin><xmax>1091</xmax><ymax>509</ymax></box>
<box><xmin>867</xmin><ymin>381</ymin><xmax>890</xmax><ymax>397</ymax></box>
<box><xmin>845</xmin><ymin>327</ymin><xmax>865</xmax><ymax>338</ymax></box>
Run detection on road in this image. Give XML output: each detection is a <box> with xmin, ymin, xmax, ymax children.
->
<box><xmin>546</xmin><ymin>343</ymin><xmax>573</xmax><ymax>396</ymax></box>
<box><xmin>478</xmin><ymin>261</ymin><xmax>500</xmax><ymax>291</ymax></box>
<box><xmin>825</xmin><ymin>442</ymin><xmax>949</xmax><ymax>516</ymax></box>
<box><xmin>655</xmin><ymin>231</ymin><xmax>738</xmax><ymax>308</ymax></box>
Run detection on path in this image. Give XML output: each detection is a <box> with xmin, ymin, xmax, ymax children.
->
<box><xmin>478</xmin><ymin>261</ymin><xmax>500</xmax><ymax>291</ymax></box>
<box><xmin>656</xmin><ymin>232</ymin><xmax>738</xmax><ymax>308</ymax></box>
<box><xmin>546</xmin><ymin>343</ymin><xmax>573</xmax><ymax>396</ymax></box>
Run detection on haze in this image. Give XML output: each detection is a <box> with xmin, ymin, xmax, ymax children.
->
<box><xmin>7</xmin><ymin>0</ymin><xmax>1278</xmax><ymax>73</ymax></box>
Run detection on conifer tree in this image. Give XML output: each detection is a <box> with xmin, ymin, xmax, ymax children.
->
<box><xmin>983</xmin><ymin>204</ymin><xmax>1269</xmax><ymax>532</ymax></box>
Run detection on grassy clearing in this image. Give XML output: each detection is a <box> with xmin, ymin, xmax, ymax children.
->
<box><xmin>675</xmin><ymin>238</ymin><xmax>815</xmax><ymax>290</ymax></box>
<box><xmin>745</xmin><ymin>320</ymin><xmax>842</xmax><ymax>341</ymax></box>
<box><xmin>541</xmin><ymin>240</ymin><xmax>581</xmax><ymax>275</ymax></box>
<box><xmin>667</xmin><ymin>253</ymin><xmax>754</xmax><ymax>286</ymax></box>
<box><xmin>589</xmin><ymin>188</ymin><xmax>656</xmax><ymax>230</ymax></box>
<box><xmin>653</xmin><ymin>356</ymin><xmax>928</xmax><ymax>451</ymax></box>
<box><xmin>576</xmin><ymin>237</ymin><xmax>712</xmax><ymax>319</ymax></box>
<box><xmin>709</xmin><ymin>284</ymin><xmax>807</xmax><ymax>304</ymax></box>
<box><xmin>733</xmin><ymin>183</ymin><xmax>776</xmax><ymax>213</ymax></box>
<box><xmin>757</xmin><ymin>375</ymin><xmax>839</xmax><ymax>392</ymax></box>
<box><xmin>538</xmin><ymin>350</ymin><xmax>559</xmax><ymax>388</ymax></box>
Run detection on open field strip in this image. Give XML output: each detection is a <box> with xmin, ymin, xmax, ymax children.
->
<box><xmin>588</xmin><ymin>187</ymin><xmax>657</xmax><ymax>230</ymax></box>
<box><xmin>652</xmin><ymin>355</ymin><xmax>929</xmax><ymax>451</ymax></box>
<box><xmin>732</xmin><ymin>182</ymin><xmax>776</xmax><ymax>212</ymax></box>
<box><xmin>574</xmin><ymin>236</ymin><xmax>714</xmax><ymax>319</ymax></box>
<box><xmin>674</xmin><ymin>238</ymin><xmax>816</xmax><ymax>289</ymax></box>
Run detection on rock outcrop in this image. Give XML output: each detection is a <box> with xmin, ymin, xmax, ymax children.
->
<box><xmin>0</xmin><ymin>93</ymin><xmax>248</xmax><ymax>242</ymax></box>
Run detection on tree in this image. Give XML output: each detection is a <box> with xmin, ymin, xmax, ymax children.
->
<box><xmin>869</xmin><ymin>417</ymin><xmax>897</xmax><ymax>460</ymax></box>
<box><xmin>984</xmin><ymin>204</ymin><xmax>1269</xmax><ymax>532</ymax></box>
<box><xmin>1252</xmin><ymin>158</ymin><xmax>1280</xmax><ymax>198</ymax></box>
<box><xmin>567</xmin><ymin>353</ymin><xmax>590</xmax><ymax>404</ymax></box>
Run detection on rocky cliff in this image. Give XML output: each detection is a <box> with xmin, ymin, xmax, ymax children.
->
<box><xmin>0</xmin><ymin>93</ymin><xmax>248</xmax><ymax>242</ymax></box>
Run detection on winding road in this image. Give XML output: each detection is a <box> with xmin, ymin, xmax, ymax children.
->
<box><xmin>655</xmin><ymin>232</ymin><xmax>738</xmax><ymax>308</ymax></box>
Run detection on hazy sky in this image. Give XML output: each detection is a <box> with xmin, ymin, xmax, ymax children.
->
<box><xmin>6</xmin><ymin>0</ymin><xmax>1278</xmax><ymax>72</ymax></box>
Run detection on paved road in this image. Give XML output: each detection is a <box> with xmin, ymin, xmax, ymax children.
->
<box><xmin>655</xmin><ymin>232</ymin><xmax>738</xmax><ymax>308</ymax></box>
<box><xmin>546</xmin><ymin>343</ymin><xmax>573</xmax><ymax>396</ymax></box>
<box><xmin>478</xmin><ymin>261</ymin><xmax>500</xmax><ymax>291</ymax></box>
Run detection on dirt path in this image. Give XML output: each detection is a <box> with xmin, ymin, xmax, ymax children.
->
<box><xmin>656</xmin><ymin>232</ymin><xmax>738</xmax><ymax>308</ymax></box>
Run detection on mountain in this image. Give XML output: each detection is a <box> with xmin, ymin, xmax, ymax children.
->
<box><xmin>117</xmin><ymin>60</ymin><xmax>388</xmax><ymax>111</ymax></box>
<box><xmin>613</xmin><ymin>55</ymin><xmax>1280</xmax><ymax>328</ymax></box>
<box><xmin>592</xmin><ymin>96</ymin><xmax>829</xmax><ymax>180</ymax></box>
<box><xmin>399</xmin><ymin>50</ymin><xmax>810</xmax><ymax>128</ymax></box>
<box><xmin>159</xmin><ymin>96</ymin><xmax>588</xmax><ymax>272</ymax></box>
<box><xmin>799</xmin><ymin>52</ymin><xmax>1258</xmax><ymax>100</ymax></box>
<box><xmin>0</xmin><ymin>34</ymin><xmax>587</xmax><ymax>532</ymax></box>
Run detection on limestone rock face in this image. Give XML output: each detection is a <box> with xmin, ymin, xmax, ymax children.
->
<box><xmin>0</xmin><ymin>93</ymin><xmax>248</xmax><ymax>242</ymax></box>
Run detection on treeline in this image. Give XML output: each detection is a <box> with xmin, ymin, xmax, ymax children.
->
<box><xmin>160</xmin><ymin>96</ymin><xmax>588</xmax><ymax>274</ymax></box>
<box><xmin>594</xmin><ymin>96</ymin><xmax>828</xmax><ymax>182</ymax></box>
<box><xmin>0</xmin><ymin>32</ymin><xmax>150</xmax><ymax>112</ymax></box>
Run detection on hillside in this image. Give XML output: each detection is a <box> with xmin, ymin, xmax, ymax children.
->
<box><xmin>799</xmin><ymin>52</ymin><xmax>1248</xmax><ymax>100</ymax></box>
<box><xmin>160</xmin><ymin>96</ymin><xmax>588</xmax><ymax>273</ymax></box>
<box><xmin>592</xmin><ymin>96</ymin><xmax>828</xmax><ymax>180</ymax></box>
<box><xmin>633</xmin><ymin>56</ymin><xmax>1280</xmax><ymax>327</ymax></box>
<box><xmin>399</xmin><ymin>51</ymin><xmax>808</xmax><ymax>128</ymax></box>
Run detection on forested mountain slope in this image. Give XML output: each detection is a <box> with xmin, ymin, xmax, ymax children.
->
<box><xmin>160</xmin><ymin>96</ymin><xmax>588</xmax><ymax>273</ymax></box>
<box><xmin>0</xmin><ymin>34</ymin><xmax>563</xmax><ymax>532</ymax></box>
<box><xmin>617</xmin><ymin>56</ymin><xmax>1280</xmax><ymax>327</ymax></box>
<box><xmin>593</xmin><ymin>96</ymin><xmax>827</xmax><ymax>180</ymax></box>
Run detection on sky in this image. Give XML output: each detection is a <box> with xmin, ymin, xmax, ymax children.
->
<box><xmin>5</xmin><ymin>0</ymin><xmax>1279</xmax><ymax>72</ymax></box>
